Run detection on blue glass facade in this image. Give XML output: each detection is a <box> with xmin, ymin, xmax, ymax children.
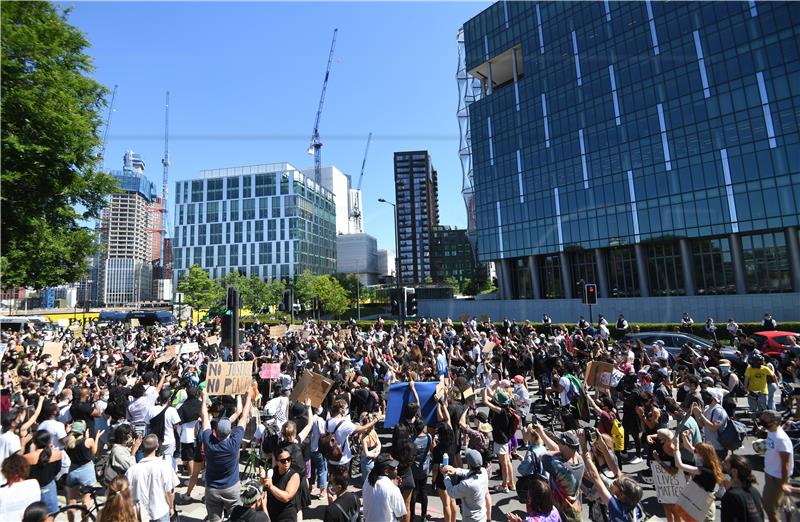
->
<box><xmin>463</xmin><ymin>1</ymin><xmax>800</xmax><ymax>299</ymax></box>
<box><xmin>172</xmin><ymin>163</ymin><xmax>336</xmax><ymax>284</ymax></box>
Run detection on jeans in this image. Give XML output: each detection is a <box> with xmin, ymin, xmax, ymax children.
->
<box><xmin>205</xmin><ymin>483</ymin><xmax>241</xmax><ymax>522</ymax></box>
<box><xmin>311</xmin><ymin>451</ymin><xmax>328</xmax><ymax>490</ymax></box>
<box><xmin>361</xmin><ymin>455</ymin><xmax>374</xmax><ymax>480</ymax></box>
<box><xmin>748</xmin><ymin>392</ymin><xmax>768</xmax><ymax>416</ymax></box>
<box><xmin>768</xmin><ymin>382</ymin><xmax>778</xmax><ymax>410</ymax></box>
<box><xmin>40</xmin><ymin>479</ymin><xmax>59</xmax><ymax>514</ymax></box>
<box><xmin>412</xmin><ymin>474</ymin><xmax>429</xmax><ymax>520</ymax></box>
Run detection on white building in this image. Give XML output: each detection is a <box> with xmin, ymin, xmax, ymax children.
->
<box><xmin>336</xmin><ymin>233</ymin><xmax>379</xmax><ymax>285</ymax></box>
<box><xmin>377</xmin><ymin>249</ymin><xmax>396</xmax><ymax>278</ymax></box>
<box><xmin>301</xmin><ymin>166</ymin><xmax>363</xmax><ymax>235</ymax></box>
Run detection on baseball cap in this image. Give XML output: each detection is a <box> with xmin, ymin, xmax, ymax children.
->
<box><xmin>71</xmin><ymin>420</ymin><xmax>87</xmax><ymax>435</ymax></box>
<box><xmin>493</xmin><ymin>389</ymin><xmax>510</xmax><ymax>406</ymax></box>
<box><xmin>559</xmin><ymin>431</ymin><xmax>580</xmax><ymax>450</ymax></box>
<box><xmin>375</xmin><ymin>453</ymin><xmax>399</xmax><ymax>469</ymax></box>
<box><xmin>240</xmin><ymin>480</ymin><xmax>262</xmax><ymax>505</ymax></box>
<box><xmin>216</xmin><ymin>418</ymin><xmax>232</xmax><ymax>439</ymax></box>
<box><xmin>465</xmin><ymin>448</ymin><xmax>483</xmax><ymax>468</ymax></box>
<box><xmin>475</xmin><ymin>411</ymin><xmax>488</xmax><ymax>423</ymax></box>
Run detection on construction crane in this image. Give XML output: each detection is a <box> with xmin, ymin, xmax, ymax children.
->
<box><xmin>307</xmin><ymin>29</ymin><xmax>338</xmax><ymax>187</ymax></box>
<box><xmin>349</xmin><ymin>132</ymin><xmax>372</xmax><ymax>231</ymax></box>
<box><xmin>99</xmin><ymin>84</ymin><xmax>118</xmax><ymax>170</ymax></box>
<box><xmin>160</xmin><ymin>91</ymin><xmax>170</xmax><ymax>263</ymax></box>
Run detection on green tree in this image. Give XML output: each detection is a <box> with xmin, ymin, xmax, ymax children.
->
<box><xmin>293</xmin><ymin>270</ymin><xmax>317</xmax><ymax>308</ymax></box>
<box><xmin>241</xmin><ymin>276</ymin><xmax>284</xmax><ymax>315</ymax></box>
<box><xmin>1</xmin><ymin>2</ymin><xmax>116</xmax><ymax>288</ymax></box>
<box><xmin>315</xmin><ymin>275</ymin><xmax>350</xmax><ymax>317</ymax></box>
<box><xmin>445</xmin><ymin>276</ymin><xmax>461</xmax><ymax>295</ymax></box>
<box><xmin>177</xmin><ymin>265</ymin><xmax>223</xmax><ymax>310</ymax></box>
<box><xmin>333</xmin><ymin>273</ymin><xmax>360</xmax><ymax>306</ymax></box>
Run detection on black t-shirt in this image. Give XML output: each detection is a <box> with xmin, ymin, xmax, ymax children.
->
<box><xmin>490</xmin><ymin>408</ymin><xmax>513</xmax><ymax>445</ymax></box>
<box><xmin>447</xmin><ymin>402</ymin><xmax>465</xmax><ymax>437</ymax></box>
<box><xmin>324</xmin><ymin>491</ymin><xmax>360</xmax><ymax>522</ymax></box>
<box><xmin>721</xmin><ymin>486</ymin><xmax>764</xmax><ymax>522</ymax></box>
<box><xmin>230</xmin><ymin>506</ymin><xmax>269</xmax><ymax>522</ymax></box>
<box><xmin>70</xmin><ymin>400</ymin><xmax>95</xmax><ymax>425</ymax></box>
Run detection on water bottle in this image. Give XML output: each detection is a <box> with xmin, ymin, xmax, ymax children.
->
<box><xmin>442</xmin><ymin>453</ymin><xmax>449</xmax><ymax>467</ymax></box>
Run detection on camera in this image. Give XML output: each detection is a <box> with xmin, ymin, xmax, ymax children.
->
<box><xmin>584</xmin><ymin>428</ymin><xmax>593</xmax><ymax>445</ymax></box>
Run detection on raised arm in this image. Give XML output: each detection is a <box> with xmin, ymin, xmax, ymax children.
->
<box><xmin>672</xmin><ymin>431</ymin><xmax>699</xmax><ymax>475</ymax></box>
<box><xmin>582</xmin><ymin>450</ymin><xmax>612</xmax><ymax>505</ymax></box>
<box><xmin>533</xmin><ymin>423</ymin><xmax>560</xmax><ymax>454</ymax></box>
<box><xmin>297</xmin><ymin>400</ymin><xmax>314</xmax><ymax>443</ymax></box>
<box><xmin>20</xmin><ymin>396</ymin><xmax>45</xmax><ymax>433</ymax></box>
<box><xmin>200</xmin><ymin>390</ymin><xmax>211</xmax><ymax>431</ymax></box>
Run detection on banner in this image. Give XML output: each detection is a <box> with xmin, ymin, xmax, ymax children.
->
<box><xmin>42</xmin><ymin>341</ymin><xmax>63</xmax><ymax>361</ymax></box>
<box><xmin>259</xmin><ymin>363</ymin><xmax>281</xmax><ymax>380</ymax></box>
<box><xmin>130</xmin><ymin>318</ymin><xmax>140</xmax><ymax>327</ymax></box>
<box><xmin>179</xmin><ymin>342</ymin><xmax>200</xmax><ymax>355</ymax></box>
<box><xmin>338</xmin><ymin>328</ymin><xmax>351</xmax><ymax>340</ymax></box>
<box><xmin>206</xmin><ymin>335</ymin><xmax>220</xmax><ymax>347</ymax></box>
<box><xmin>676</xmin><ymin>480</ymin><xmax>714</xmax><ymax>522</ymax></box>
<box><xmin>269</xmin><ymin>325</ymin><xmax>287</xmax><ymax>338</ymax></box>
<box><xmin>651</xmin><ymin>462</ymin><xmax>686</xmax><ymax>504</ymax></box>
<box><xmin>482</xmin><ymin>341</ymin><xmax>496</xmax><ymax>353</ymax></box>
<box><xmin>384</xmin><ymin>381</ymin><xmax>440</xmax><ymax>428</ymax></box>
<box><xmin>290</xmin><ymin>371</ymin><xmax>333</xmax><ymax>409</ymax></box>
<box><xmin>206</xmin><ymin>361</ymin><xmax>254</xmax><ymax>396</ymax></box>
<box><xmin>155</xmin><ymin>345</ymin><xmax>177</xmax><ymax>365</ymax></box>
<box><xmin>585</xmin><ymin>361</ymin><xmax>615</xmax><ymax>390</ymax></box>
<box><xmin>288</xmin><ymin>324</ymin><xmax>304</xmax><ymax>333</ymax></box>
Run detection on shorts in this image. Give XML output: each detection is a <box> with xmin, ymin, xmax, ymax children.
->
<box><xmin>763</xmin><ymin>474</ymin><xmax>785</xmax><ymax>517</ymax></box>
<box><xmin>66</xmin><ymin>462</ymin><xmax>96</xmax><ymax>491</ymax></box>
<box><xmin>181</xmin><ymin>443</ymin><xmax>196</xmax><ymax>461</ymax></box>
<box><xmin>494</xmin><ymin>442</ymin><xmax>509</xmax><ymax>456</ymax></box>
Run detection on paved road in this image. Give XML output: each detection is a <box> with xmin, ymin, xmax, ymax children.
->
<box><xmin>54</xmin><ymin>388</ymin><xmax>782</xmax><ymax>521</ymax></box>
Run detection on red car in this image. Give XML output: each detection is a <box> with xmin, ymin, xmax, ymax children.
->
<box><xmin>750</xmin><ymin>331</ymin><xmax>800</xmax><ymax>356</ymax></box>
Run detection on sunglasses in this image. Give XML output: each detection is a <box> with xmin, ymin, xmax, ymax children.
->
<box><xmin>277</xmin><ymin>457</ymin><xmax>292</xmax><ymax>464</ymax></box>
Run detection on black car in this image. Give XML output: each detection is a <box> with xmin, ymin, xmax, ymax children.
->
<box><xmin>623</xmin><ymin>331</ymin><xmax>744</xmax><ymax>370</ymax></box>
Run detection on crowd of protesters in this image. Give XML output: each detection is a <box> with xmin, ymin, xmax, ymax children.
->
<box><xmin>0</xmin><ymin>310</ymin><xmax>797</xmax><ymax>522</ymax></box>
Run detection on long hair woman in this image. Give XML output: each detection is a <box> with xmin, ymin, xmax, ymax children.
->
<box><xmin>721</xmin><ymin>455</ymin><xmax>765</xmax><ymax>521</ymax></box>
<box><xmin>98</xmin><ymin>476</ymin><xmax>138</xmax><ymax>522</ymax></box>
<box><xmin>673</xmin><ymin>434</ymin><xmax>724</xmax><ymax>522</ymax></box>
<box><xmin>24</xmin><ymin>430</ymin><xmax>62</xmax><ymax>515</ymax></box>
<box><xmin>431</xmin><ymin>420</ymin><xmax>457</xmax><ymax>522</ymax></box>
<box><xmin>64</xmin><ymin>420</ymin><xmax>104</xmax><ymax>522</ymax></box>
<box><xmin>507</xmin><ymin>476</ymin><xmax>561</xmax><ymax>522</ymax></box>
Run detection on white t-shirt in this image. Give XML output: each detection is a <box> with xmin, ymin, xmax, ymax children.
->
<box><xmin>126</xmin><ymin>456</ymin><xmax>180</xmax><ymax>520</ymax></box>
<box><xmin>39</xmin><ymin>419</ymin><xmax>68</xmax><ymax>449</ymax></box>
<box><xmin>765</xmin><ymin>428</ymin><xmax>794</xmax><ymax>479</ymax></box>
<box><xmin>180</xmin><ymin>420</ymin><xmax>198</xmax><ymax>444</ymax></box>
<box><xmin>558</xmin><ymin>376</ymin><xmax>572</xmax><ymax>406</ymax></box>
<box><xmin>0</xmin><ymin>431</ymin><xmax>21</xmax><ymax>486</ymax></box>
<box><xmin>325</xmin><ymin>417</ymin><xmax>356</xmax><ymax>465</ymax></box>
<box><xmin>363</xmin><ymin>475</ymin><xmax>407</xmax><ymax>522</ymax></box>
<box><xmin>147</xmin><ymin>405</ymin><xmax>181</xmax><ymax>449</ymax></box>
<box><xmin>0</xmin><ymin>479</ymin><xmax>40</xmax><ymax>520</ymax></box>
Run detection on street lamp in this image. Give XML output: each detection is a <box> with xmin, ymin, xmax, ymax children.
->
<box><xmin>378</xmin><ymin>197</ymin><xmax>402</xmax><ymax>326</ymax></box>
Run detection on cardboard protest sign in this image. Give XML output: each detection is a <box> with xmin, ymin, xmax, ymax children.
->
<box><xmin>384</xmin><ymin>382</ymin><xmax>440</xmax><ymax>428</ymax></box>
<box><xmin>259</xmin><ymin>363</ymin><xmax>281</xmax><ymax>380</ymax></box>
<box><xmin>290</xmin><ymin>371</ymin><xmax>333</xmax><ymax>409</ymax></box>
<box><xmin>155</xmin><ymin>345</ymin><xmax>177</xmax><ymax>365</ymax></box>
<box><xmin>482</xmin><ymin>341</ymin><xmax>496</xmax><ymax>353</ymax></box>
<box><xmin>206</xmin><ymin>361</ymin><xmax>254</xmax><ymax>396</ymax></box>
<box><xmin>269</xmin><ymin>325</ymin><xmax>287</xmax><ymax>338</ymax></box>
<box><xmin>459</xmin><ymin>314</ymin><xmax>470</xmax><ymax>323</ymax></box>
<box><xmin>288</xmin><ymin>324</ymin><xmax>304</xmax><ymax>333</ymax></box>
<box><xmin>651</xmin><ymin>462</ymin><xmax>686</xmax><ymax>504</ymax></box>
<box><xmin>676</xmin><ymin>480</ymin><xmax>714</xmax><ymax>522</ymax></box>
<box><xmin>435</xmin><ymin>382</ymin><xmax>446</xmax><ymax>401</ymax></box>
<box><xmin>585</xmin><ymin>361</ymin><xmax>615</xmax><ymax>390</ymax></box>
<box><xmin>179</xmin><ymin>342</ymin><xmax>200</xmax><ymax>355</ymax></box>
<box><xmin>130</xmin><ymin>318</ymin><xmax>140</xmax><ymax>327</ymax></box>
<box><xmin>206</xmin><ymin>335</ymin><xmax>220</xmax><ymax>347</ymax></box>
<box><xmin>338</xmin><ymin>329</ymin><xmax>351</xmax><ymax>341</ymax></box>
<box><xmin>42</xmin><ymin>341</ymin><xmax>63</xmax><ymax>361</ymax></box>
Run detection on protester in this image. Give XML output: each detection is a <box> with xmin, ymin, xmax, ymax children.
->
<box><xmin>672</xmin><ymin>435</ymin><xmax>724</xmax><ymax>522</ymax></box>
<box><xmin>506</xmin><ymin>476</ymin><xmax>561</xmax><ymax>522</ymax></box>
<box><xmin>441</xmin><ymin>448</ymin><xmax>490</xmax><ymax>522</ymax></box>
<box><xmin>265</xmin><ymin>447</ymin><xmax>301</xmax><ymax>522</ymax></box>
<box><xmin>98</xmin><ymin>476</ymin><xmax>139</xmax><ymax>522</ymax></box>
<box><xmin>229</xmin><ymin>479</ymin><xmax>269</xmax><ymax>522</ymax></box>
<box><xmin>323</xmin><ymin>472</ymin><xmax>360</xmax><ymax>522</ymax></box>
<box><xmin>0</xmin><ymin>454</ymin><xmax>41</xmax><ymax>522</ymax></box>
<box><xmin>23</xmin><ymin>430</ymin><xmax>62</xmax><ymax>515</ymax></box>
<box><xmin>533</xmin><ymin>425</ymin><xmax>584</xmax><ymax>522</ymax></box>
<box><xmin>362</xmin><ymin>453</ymin><xmax>406</xmax><ymax>522</ymax></box>
<box><xmin>759</xmin><ymin>409</ymin><xmax>793</xmax><ymax>522</ymax></box>
<box><xmin>126</xmin><ymin>434</ymin><xmax>179</xmax><ymax>522</ymax></box>
<box><xmin>720</xmin><ymin>454</ymin><xmax>765</xmax><ymax>522</ymax></box>
<box><xmin>64</xmin><ymin>420</ymin><xmax>104</xmax><ymax>515</ymax></box>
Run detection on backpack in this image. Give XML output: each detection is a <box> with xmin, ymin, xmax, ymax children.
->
<box><xmin>718</xmin><ymin>417</ymin><xmax>748</xmax><ymax>451</ymax></box>
<box><xmin>330</xmin><ymin>491</ymin><xmax>361</xmax><ymax>522</ymax></box>
<box><xmin>412</xmin><ymin>434</ymin><xmax>432</xmax><ymax>479</ymax></box>
<box><xmin>320</xmin><ymin>420</ymin><xmax>346</xmax><ymax>461</ymax></box>
<box><xmin>507</xmin><ymin>407</ymin><xmax>521</xmax><ymax>438</ymax></box>
<box><xmin>261</xmin><ymin>417</ymin><xmax>281</xmax><ymax>456</ymax></box>
<box><xmin>148</xmin><ymin>405</ymin><xmax>170</xmax><ymax>443</ymax></box>
<box><xmin>611</xmin><ymin>418</ymin><xmax>626</xmax><ymax>452</ymax></box>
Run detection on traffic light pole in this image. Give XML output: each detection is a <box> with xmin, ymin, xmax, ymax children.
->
<box><xmin>588</xmin><ymin>303</ymin><xmax>593</xmax><ymax>324</ymax></box>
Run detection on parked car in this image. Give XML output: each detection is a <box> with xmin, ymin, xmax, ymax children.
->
<box><xmin>623</xmin><ymin>331</ymin><xmax>744</xmax><ymax>371</ymax></box>
<box><xmin>0</xmin><ymin>315</ymin><xmax>53</xmax><ymax>333</ymax></box>
<box><xmin>750</xmin><ymin>330</ymin><xmax>800</xmax><ymax>357</ymax></box>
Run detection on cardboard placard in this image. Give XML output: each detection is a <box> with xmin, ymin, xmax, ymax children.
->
<box><xmin>482</xmin><ymin>341</ymin><xmax>496</xmax><ymax>353</ymax></box>
<box><xmin>42</xmin><ymin>341</ymin><xmax>63</xmax><ymax>361</ymax></box>
<box><xmin>676</xmin><ymin>480</ymin><xmax>714</xmax><ymax>522</ymax></box>
<box><xmin>155</xmin><ymin>345</ymin><xmax>177</xmax><ymax>365</ymax></box>
<box><xmin>338</xmin><ymin>328</ymin><xmax>351</xmax><ymax>340</ymax></box>
<box><xmin>651</xmin><ymin>462</ymin><xmax>686</xmax><ymax>504</ymax></box>
<box><xmin>585</xmin><ymin>361</ymin><xmax>615</xmax><ymax>390</ymax></box>
<box><xmin>259</xmin><ymin>363</ymin><xmax>281</xmax><ymax>380</ymax></box>
<box><xmin>206</xmin><ymin>335</ymin><xmax>220</xmax><ymax>347</ymax></box>
<box><xmin>269</xmin><ymin>325</ymin><xmax>287</xmax><ymax>338</ymax></box>
<box><xmin>459</xmin><ymin>314</ymin><xmax>470</xmax><ymax>323</ymax></box>
<box><xmin>290</xmin><ymin>371</ymin><xmax>333</xmax><ymax>409</ymax></box>
<box><xmin>288</xmin><ymin>324</ymin><xmax>304</xmax><ymax>333</ymax></box>
<box><xmin>130</xmin><ymin>318</ymin><xmax>140</xmax><ymax>327</ymax></box>
<box><xmin>206</xmin><ymin>361</ymin><xmax>254</xmax><ymax>396</ymax></box>
<box><xmin>179</xmin><ymin>342</ymin><xmax>200</xmax><ymax>355</ymax></box>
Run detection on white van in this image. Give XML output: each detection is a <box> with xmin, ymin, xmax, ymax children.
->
<box><xmin>0</xmin><ymin>316</ymin><xmax>53</xmax><ymax>333</ymax></box>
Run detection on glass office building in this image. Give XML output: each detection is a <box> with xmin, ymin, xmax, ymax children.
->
<box><xmin>172</xmin><ymin>163</ymin><xmax>336</xmax><ymax>285</ymax></box>
<box><xmin>462</xmin><ymin>1</ymin><xmax>800</xmax><ymax>300</ymax></box>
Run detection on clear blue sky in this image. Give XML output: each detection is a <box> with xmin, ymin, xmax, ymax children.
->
<box><xmin>63</xmin><ymin>1</ymin><xmax>488</xmax><ymax>252</ymax></box>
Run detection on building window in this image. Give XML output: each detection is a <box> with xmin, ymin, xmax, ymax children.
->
<box><xmin>198</xmin><ymin>225</ymin><xmax>206</xmax><ymax>246</ymax></box>
<box><xmin>207</xmin><ymin>179</ymin><xmax>223</xmax><ymax>201</ymax></box>
<box><xmin>242</xmin><ymin>199</ymin><xmax>255</xmax><ymax>220</ymax></box>
<box><xmin>226</xmin><ymin>177</ymin><xmax>239</xmax><ymax>200</ymax></box>
<box><xmin>259</xmin><ymin>198</ymin><xmax>269</xmax><ymax>219</ymax></box>
<box><xmin>206</xmin><ymin>202</ymin><xmax>219</xmax><ymax>223</ymax></box>
<box><xmin>606</xmin><ymin>247</ymin><xmax>640</xmax><ymax>297</ymax></box>
<box><xmin>693</xmin><ymin>238</ymin><xmax>736</xmax><ymax>295</ymax></box>
<box><xmin>242</xmin><ymin>176</ymin><xmax>252</xmax><ymax>198</ymax></box>
<box><xmin>234</xmin><ymin>222</ymin><xmax>243</xmax><ymax>243</ymax></box>
<box><xmin>255</xmin><ymin>174</ymin><xmax>276</xmax><ymax>197</ymax></box>
<box><xmin>229</xmin><ymin>200</ymin><xmax>239</xmax><ymax>221</ymax></box>
<box><xmin>210</xmin><ymin>223</ymin><xmax>222</xmax><ymax>245</ymax></box>
<box><xmin>217</xmin><ymin>245</ymin><xmax>226</xmax><ymax>266</ymax></box>
<box><xmin>186</xmin><ymin>204</ymin><xmax>195</xmax><ymax>225</ymax></box>
<box><xmin>229</xmin><ymin>244</ymin><xmax>238</xmax><ymax>266</ymax></box>
<box><xmin>570</xmin><ymin>250</ymin><xmax>598</xmax><ymax>297</ymax></box>
<box><xmin>741</xmin><ymin>232</ymin><xmax>792</xmax><ymax>293</ymax></box>
<box><xmin>205</xmin><ymin>246</ymin><xmax>214</xmax><ymax>267</ymax></box>
<box><xmin>255</xmin><ymin>221</ymin><xmax>264</xmax><ymax>242</ymax></box>
<box><xmin>191</xmin><ymin>181</ymin><xmax>204</xmax><ymax>202</ymax></box>
<box><xmin>512</xmin><ymin>257</ymin><xmax>531</xmax><ymax>299</ymax></box>
<box><xmin>646</xmin><ymin>242</ymin><xmax>685</xmax><ymax>296</ymax></box>
<box><xmin>538</xmin><ymin>255</ymin><xmax>563</xmax><ymax>298</ymax></box>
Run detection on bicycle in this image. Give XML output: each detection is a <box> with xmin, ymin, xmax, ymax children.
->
<box><xmin>531</xmin><ymin>394</ymin><xmax>566</xmax><ymax>433</ymax></box>
<box><xmin>55</xmin><ymin>485</ymin><xmax>104</xmax><ymax>522</ymax></box>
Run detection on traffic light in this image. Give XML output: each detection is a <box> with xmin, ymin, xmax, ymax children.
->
<box><xmin>404</xmin><ymin>287</ymin><xmax>417</xmax><ymax>317</ymax></box>
<box><xmin>584</xmin><ymin>283</ymin><xmax>598</xmax><ymax>305</ymax></box>
<box><xmin>280</xmin><ymin>289</ymin><xmax>291</xmax><ymax>312</ymax></box>
<box><xmin>391</xmin><ymin>298</ymin><xmax>400</xmax><ymax>316</ymax></box>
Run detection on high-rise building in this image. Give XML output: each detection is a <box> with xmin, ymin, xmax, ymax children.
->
<box><xmin>97</xmin><ymin>151</ymin><xmax>158</xmax><ymax>305</ymax></box>
<box><xmin>431</xmin><ymin>226</ymin><xmax>477</xmax><ymax>286</ymax></box>
<box><xmin>172</xmin><ymin>163</ymin><xmax>336</xmax><ymax>284</ymax></box>
<box><xmin>462</xmin><ymin>1</ymin><xmax>800</xmax><ymax>302</ymax></box>
<box><xmin>300</xmin><ymin>166</ymin><xmax>364</xmax><ymax>235</ymax></box>
<box><xmin>377</xmin><ymin>249</ymin><xmax>396</xmax><ymax>280</ymax></box>
<box><xmin>394</xmin><ymin>151</ymin><xmax>440</xmax><ymax>284</ymax></box>
<box><xmin>336</xmin><ymin>233</ymin><xmax>379</xmax><ymax>285</ymax></box>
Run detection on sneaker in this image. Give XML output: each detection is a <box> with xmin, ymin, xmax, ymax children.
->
<box><xmin>628</xmin><ymin>457</ymin><xmax>643</xmax><ymax>464</ymax></box>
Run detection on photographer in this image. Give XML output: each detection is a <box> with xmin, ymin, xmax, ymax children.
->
<box><xmin>103</xmin><ymin>424</ymin><xmax>140</xmax><ymax>486</ymax></box>
<box><xmin>581</xmin><ymin>432</ymin><xmax>642</xmax><ymax>522</ymax></box>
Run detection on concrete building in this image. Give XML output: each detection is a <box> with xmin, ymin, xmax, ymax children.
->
<box><xmin>336</xmin><ymin>233</ymin><xmax>379</xmax><ymax>285</ymax></box>
<box><xmin>377</xmin><ymin>249</ymin><xmax>396</xmax><ymax>279</ymax></box>
<box><xmin>460</xmin><ymin>1</ymin><xmax>800</xmax><ymax>313</ymax></box>
<box><xmin>172</xmin><ymin>163</ymin><xmax>336</xmax><ymax>284</ymax></box>
<box><xmin>394</xmin><ymin>151</ymin><xmax>440</xmax><ymax>284</ymax></box>
<box><xmin>300</xmin><ymin>166</ymin><xmax>364</xmax><ymax>235</ymax></box>
<box><xmin>97</xmin><ymin>151</ymin><xmax>158</xmax><ymax>306</ymax></box>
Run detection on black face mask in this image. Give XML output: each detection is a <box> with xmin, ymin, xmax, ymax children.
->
<box><xmin>386</xmin><ymin>468</ymin><xmax>398</xmax><ymax>480</ymax></box>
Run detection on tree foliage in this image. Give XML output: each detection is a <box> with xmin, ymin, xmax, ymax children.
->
<box><xmin>177</xmin><ymin>265</ymin><xmax>224</xmax><ymax>310</ymax></box>
<box><xmin>1</xmin><ymin>2</ymin><xmax>116</xmax><ymax>288</ymax></box>
<box><xmin>293</xmin><ymin>270</ymin><xmax>350</xmax><ymax>317</ymax></box>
